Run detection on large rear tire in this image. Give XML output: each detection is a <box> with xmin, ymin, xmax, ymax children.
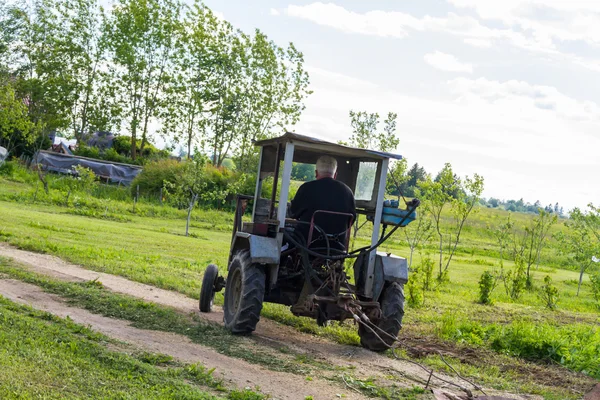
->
<box><xmin>199</xmin><ymin>264</ymin><xmax>219</xmax><ymax>313</ymax></box>
<box><xmin>223</xmin><ymin>250</ymin><xmax>265</xmax><ymax>334</ymax></box>
<box><xmin>359</xmin><ymin>282</ymin><xmax>405</xmax><ymax>352</ymax></box>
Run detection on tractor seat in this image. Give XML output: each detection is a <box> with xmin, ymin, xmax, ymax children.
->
<box><xmin>306</xmin><ymin>210</ymin><xmax>354</xmax><ymax>256</ymax></box>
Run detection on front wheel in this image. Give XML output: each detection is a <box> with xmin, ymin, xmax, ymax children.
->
<box><xmin>199</xmin><ymin>264</ymin><xmax>219</xmax><ymax>313</ymax></box>
<box><xmin>223</xmin><ymin>250</ymin><xmax>265</xmax><ymax>334</ymax></box>
<box><xmin>358</xmin><ymin>282</ymin><xmax>405</xmax><ymax>352</ymax></box>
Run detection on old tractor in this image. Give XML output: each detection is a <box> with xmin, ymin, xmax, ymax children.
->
<box><xmin>200</xmin><ymin>132</ymin><xmax>419</xmax><ymax>351</ymax></box>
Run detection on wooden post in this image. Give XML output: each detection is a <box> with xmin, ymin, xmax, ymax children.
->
<box><xmin>136</xmin><ymin>185</ymin><xmax>140</xmax><ymax>202</ymax></box>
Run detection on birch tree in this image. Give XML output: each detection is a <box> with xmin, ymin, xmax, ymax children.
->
<box><xmin>104</xmin><ymin>0</ymin><xmax>183</xmax><ymax>159</ymax></box>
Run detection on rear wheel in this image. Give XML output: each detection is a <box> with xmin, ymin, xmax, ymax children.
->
<box><xmin>223</xmin><ymin>250</ymin><xmax>265</xmax><ymax>334</ymax></box>
<box><xmin>359</xmin><ymin>282</ymin><xmax>405</xmax><ymax>352</ymax></box>
<box><xmin>199</xmin><ymin>264</ymin><xmax>219</xmax><ymax>313</ymax></box>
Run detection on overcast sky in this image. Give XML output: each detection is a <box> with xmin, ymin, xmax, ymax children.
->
<box><xmin>200</xmin><ymin>0</ymin><xmax>600</xmax><ymax>211</ymax></box>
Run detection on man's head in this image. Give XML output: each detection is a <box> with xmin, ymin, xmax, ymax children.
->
<box><xmin>315</xmin><ymin>155</ymin><xmax>337</xmax><ymax>179</ymax></box>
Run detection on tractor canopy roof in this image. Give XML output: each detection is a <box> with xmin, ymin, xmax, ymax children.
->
<box><xmin>254</xmin><ymin>132</ymin><xmax>403</xmax><ymax>164</ymax></box>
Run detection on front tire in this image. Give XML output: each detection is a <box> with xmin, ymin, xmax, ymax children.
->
<box><xmin>199</xmin><ymin>264</ymin><xmax>219</xmax><ymax>313</ymax></box>
<box><xmin>359</xmin><ymin>282</ymin><xmax>405</xmax><ymax>352</ymax></box>
<box><xmin>223</xmin><ymin>250</ymin><xmax>265</xmax><ymax>334</ymax></box>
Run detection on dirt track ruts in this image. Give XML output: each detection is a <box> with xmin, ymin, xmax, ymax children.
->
<box><xmin>0</xmin><ymin>243</ymin><xmax>530</xmax><ymax>399</ymax></box>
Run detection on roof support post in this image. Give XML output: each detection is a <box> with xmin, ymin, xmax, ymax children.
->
<box><xmin>365</xmin><ymin>158</ymin><xmax>389</xmax><ymax>298</ymax></box>
<box><xmin>251</xmin><ymin>146</ymin><xmax>264</xmax><ymax>222</ymax></box>
<box><xmin>277</xmin><ymin>141</ymin><xmax>295</xmax><ymax>240</ymax></box>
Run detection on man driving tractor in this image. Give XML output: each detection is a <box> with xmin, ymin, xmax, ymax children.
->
<box><xmin>289</xmin><ymin>155</ymin><xmax>356</xmax><ymax>250</ymax></box>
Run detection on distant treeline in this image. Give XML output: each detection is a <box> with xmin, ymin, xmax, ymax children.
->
<box><xmin>479</xmin><ymin>198</ymin><xmax>564</xmax><ymax>216</ymax></box>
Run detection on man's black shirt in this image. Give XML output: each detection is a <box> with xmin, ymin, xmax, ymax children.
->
<box><xmin>290</xmin><ymin>177</ymin><xmax>356</xmax><ymax>245</ymax></box>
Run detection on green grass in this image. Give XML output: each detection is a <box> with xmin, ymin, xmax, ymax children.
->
<box><xmin>0</xmin><ymin>295</ymin><xmax>264</xmax><ymax>399</ymax></box>
<box><xmin>1</xmin><ymin>171</ymin><xmax>599</xmax><ymax>398</ymax></box>
<box><xmin>0</xmin><ymin>258</ymin><xmax>316</xmax><ymax>377</ymax></box>
<box><xmin>3</xmin><ymin>259</ymin><xmax>584</xmax><ymax>400</ymax></box>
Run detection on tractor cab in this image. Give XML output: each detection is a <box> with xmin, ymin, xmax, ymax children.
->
<box><xmin>200</xmin><ymin>132</ymin><xmax>419</xmax><ymax>351</ymax></box>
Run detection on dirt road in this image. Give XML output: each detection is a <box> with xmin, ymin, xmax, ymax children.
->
<box><xmin>0</xmin><ymin>243</ymin><xmax>531</xmax><ymax>399</ymax></box>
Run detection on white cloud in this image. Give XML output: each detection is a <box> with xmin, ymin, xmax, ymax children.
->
<box><xmin>448</xmin><ymin>0</ymin><xmax>600</xmax><ymax>46</ymax></box>
<box><xmin>269</xmin><ymin>8</ymin><xmax>280</xmax><ymax>16</ymax></box>
<box><xmin>284</xmin><ymin>2</ymin><xmax>600</xmax><ymax>73</ymax></box>
<box><xmin>284</xmin><ymin>3</ymin><xmax>553</xmax><ymax>53</ymax></box>
<box><xmin>293</xmin><ymin>66</ymin><xmax>600</xmax><ymax>209</ymax></box>
<box><xmin>463</xmin><ymin>38</ymin><xmax>491</xmax><ymax>48</ymax></box>
<box><xmin>424</xmin><ymin>51</ymin><xmax>473</xmax><ymax>73</ymax></box>
<box><xmin>286</xmin><ymin>3</ymin><xmax>410</xmax><ymax>38</ymax></box>
<box><xmin>448</xmin><ymin>77</ymin><xmax>600</xmax><ymax>121</ymax></box>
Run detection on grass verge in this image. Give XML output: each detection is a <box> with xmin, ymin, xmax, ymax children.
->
<box><xmin>0</xmin><ymin>294</ymin><xmax>264</xmax><ymax>399</ymax></box>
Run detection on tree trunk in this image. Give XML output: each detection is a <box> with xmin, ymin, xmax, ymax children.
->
<box><xmin>578</xmin><ymin>266</ymin><xmax>584</xmax><ymax>296</ymax></box>
<box><xmin>438</xmin><ymin>233</ymin><xmax>443</xmax><ymax>276</ymax></box>
<box><xmin>186</xmin><ymin>193</ymin><xmax>198</xmax><ymax>237</ymax></box>
<box><xmin>130</xmin><ymin>124</ymin><xmax>137</xmax><ymax>160</ymax></box>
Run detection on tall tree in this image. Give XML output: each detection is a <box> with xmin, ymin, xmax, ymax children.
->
<box><xmin>37</xmin><ymin>0</ymin><xmax>111</xmax><ymax>141</ymax></box>
<box><xmin>347</xmin><ymin>111</ymin><xmax>399</xmax><ymax>152</ymax></box>
<box><xmin>104</xmin><ymin>0</ymin><xmax>183</xmax><ymax>159</ymax></box>
<box><xmin>163</xmin><ymin>1</ymin><xmax>219</xmax><ymax>159</ymax></box>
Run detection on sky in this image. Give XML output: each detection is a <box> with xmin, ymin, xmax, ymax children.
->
<box><xmin>199</xmin><ymin>0</ymin><xmax>600</xmax><ymax>211</ymax></box>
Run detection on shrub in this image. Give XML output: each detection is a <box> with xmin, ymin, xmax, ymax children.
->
<box><xmin>421</xmin><ymin>255</ymin><xmax>435</xmax><ymax>291</ymax></box>
<box><xmin>589</xmin><ymin>272</ymin><xmax>600</xmax><ymax>305</ymax></box>
<box><xmin>538</xmin><ymin>275</ymin><xmax>559</xmax><ymax>310</ymax></box>
<box><xmin>131</xmin><ymin>159</ymin><xmax>186</xmax><ymax>197</ymax></box>
<box><xmin>112</xmin><ymin>136</ymin><xmax>168</xmax><ymax>159</ymax></box>
<box><xmin>478</xmin><ymin>270</ymin><xmax>497</xmax><ymax>305</ymax></box>
<box><xmin>406</xmin><ymin>266</ymin><xmax>424</xmax><ymax>308</ymax></box>
<box><xmin>503</xmin><ymin>258</ymin><xmax>527</xmax><ymax>300</ymax></box>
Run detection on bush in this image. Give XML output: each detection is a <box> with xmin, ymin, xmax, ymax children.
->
<box><xmin>503</xmin><ymin>259</ymin><xmax>527</xmax><ymax>300</ymax></box>
<box><xmin>112</xmin><ymin>136</ymin><xmax>168</xmax><ymax>160</ymax></box>
<box><xmin>589</xmin><ymin>272</ymin><xmax>600</xmax><ymax>305</ymax></box>
<box><xmin>130</xmin><ymin>159</ymin><xmax>186</xmax><ymax>197</ymax></box>
<box><xmin>538</xmin><ymin>275</ymin><xmax>559</xmax><ymax>310</ymax></box>
<box><xmin>478</xmin><ymin>270</ymin><xmax>497</xmax><ymax>305</ymax></box>
<box><xmin>406</xmin><ymin>267</ymin><xmax>424</xmax><ymax>308</ymax></box>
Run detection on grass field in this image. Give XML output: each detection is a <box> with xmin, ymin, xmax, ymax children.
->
<box><xmin>0</xmin><ymin>294</ymin><xmax>264</xmax><ymax>399</ymax></box>
<box><xmin>0</xmin><ymin>167</ymin><xmax>599</xmax><ymax>398</ymax></box>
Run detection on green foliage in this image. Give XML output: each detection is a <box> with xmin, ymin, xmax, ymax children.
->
<box><xmin>538</xmin><ymin>275</ymin><xmax>559</xmax><ymax>310</ymax></box>
<box><xmin>493</xmin><ymin>214</ymin><xmax>513</xmax><ymax>268</ymax></box>
<box><xmin>419</xmin><ymin>163</ymin><xmax>484</xmax><ymax>281</ymax></box>
<box><xmin>111</xmin><ymin>136</ymin><xmax>168</xmax><ymax>159</ymax></box>
<box><xmin>503</xmin><ymin>256</ymin><xmax>527</xmax><ymax>300</ymax></box>
<box><xmin>438</xmin><ymin>313</ymin><xmax>600</xmax><ymax>379</ymax></box>
<box><xmin>0</xmin><ymin>81</ymin><xmax>43</xmax><ymax>158</ymax></box>
<box><xmin>291</xmin><ymin>162</ymin><xmax>315</xmax><ymax>182</ymax></box>
<box><xmin>131</xmin><ymin>159</ymin><xmax>186</xmax><ymax>196</ymax></box>
<box><xmin>514</xmin><ymin>209</ymin><xmax>557</xmax><ymax>290</ymax></box>
<box><xmin>406</xmin><ymin>267</ymin><xmax>424</xmax><ymax>308</ymax></box>
<box><xmin>555</xmin><ymin>207</ymin><xmax>600</xmax><ymax>296</ymax></box>
<box><xmin>347</xmin><ymin>110</ymin><xmax>399</xmax><ymax>152</ymax></box>
<box><xmin>478</xmin><ymin>270</ymin><xmax>497</xmax><ymax>305</ymax></box>
<box><xmin>420</xmin><ymin>254</ymin><xmax>435</xmax><ymax>291</ymax></box>
<box><xmin>590</xmin><ymin>272</ymin><xmax>600</xmax><ymax>306</ymax></box>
